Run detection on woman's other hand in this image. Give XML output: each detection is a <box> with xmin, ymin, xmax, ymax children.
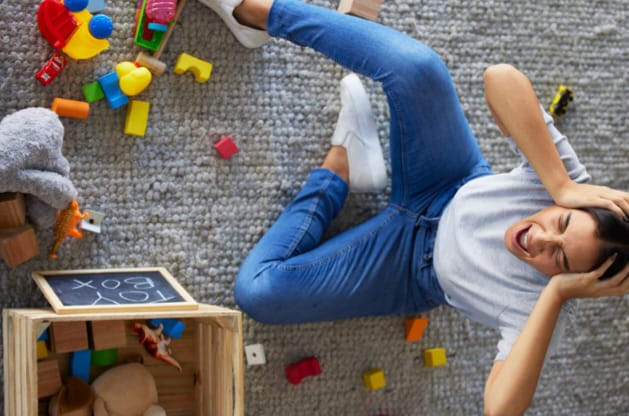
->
<box><xmin>553</xmin><ymin>180</ymin><xmax>629</xmax><ymax>221</ymax></box>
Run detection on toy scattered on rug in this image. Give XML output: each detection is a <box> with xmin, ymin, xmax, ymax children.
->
<box><xmin>0</xmin><ymin>108</ymin><xmax>78</xmax><ymax>229</ymax></box>
<box><xmin>48</xmin><ymin>363</ymin><xmax>167</xmax><ymax>416</ymax></box>
<box><xmin>549</xmin><ymin>85</ymin><xmax>573</xmax><ymax>118</ymax></box>
<box><xmin>49</xmin><ymin>200</ymin><xmax>89</xmax><ymax>259</ymax></box>
<box><xmin>133</xmin><ymin>323</ymin><xmax>182</xmax><ymax>371</ymax></box>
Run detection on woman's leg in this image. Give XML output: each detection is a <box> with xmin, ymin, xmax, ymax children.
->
<box><xmin>236</xmin><ymin>0</ymin><xmax>491</xmax><ymax>213</ymax></box>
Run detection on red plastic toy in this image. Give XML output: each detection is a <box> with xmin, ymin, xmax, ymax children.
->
<box><xmin>35</xmin><ymin>51</ymin><xmax>67</xmax><ymax>86</ymax></box>
<box><xmin>285</xmin><ymin>356</ymin><xmax>322</xmax><ymax>385</ymax></box>
<box><xmin>214</xmin><ymin>136</ymin><xmax>239</xmax><ymax>160</ymax></box>
<box><xmin>37</xmin><ymin>0</ymin><xmax>78</xmax><ymax>50</ymax></box>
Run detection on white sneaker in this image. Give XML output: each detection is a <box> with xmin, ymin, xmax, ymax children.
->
<box><xmin>198</xmin><ymin>0</ymin><xmax>270</xmax><ymax>48</ymax></box>
<box><xmin>331</xmin><ymin>74</ymin><xmax>387</xmax><ymax>193</ymax></box>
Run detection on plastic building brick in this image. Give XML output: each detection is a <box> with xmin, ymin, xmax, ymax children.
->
<box><xmin>405</xmin><ymin>317</ymin><xmax>429</xmax><ymax>342</ymax></box>
<box><xmin>70</xmin><ymin>349</ymin><xmax>92</xmax><ymax>382</ymax></box>
<box><xmin>91</xmin><ymin>348</ymin><xmax>118</xmax><ymax>366</ymax></box>
<box><xmin>174</xmin><ymin>53</ymin><xmax>213</xmax><ymax>83</ymax></box>
<box><xmin>37</xmin><ymin>340</ymin><xmax>49</xmax><ymax>360</ymax></box>
<box><xmin>37</xmin><ymin>360</ymin><xmax>63</xmax><ymax>398</ymax></box>
<box><xmin>146</xmin><ymin>0</ymin><xmax>177</xmax><ymax>24</ymax></box>
<box><xmin>363</xmin><ymin>368</ymin><xmax>386</xmax><ymax>391</ymax></box>
<box><xmin>124</xmin><ymin>100</ymin><xmax>150</xmax><ymax>137</ymax></box>
<box><xmin>81</xmin><ymin>209</ymin><xmax>105</xmax><ymax>233</ymax></box>
<box><xmin>49</xmin><ymin>200</ymin><xmax>89</xmax><ymax>259</ymax></box>
<box><xmin>338</xmin><ymin>0</ymin><xmax>382</xmax><ymax>21</ymax></box>
<box><xmin>0</xmin><ymin>192</ymin><xmax>26</xmax><ymax>228</ymax></box>
<box><xmin>0</xmin><ymin>224</ymin><xmax>40</xmax><ymax>268</ymax></box>
<box><xmin>135</xmin><ymin>52</ymin><xmax>167</xmax><ymax>76</ymax></box>
<box><xmin>116</xmin><ymin>61</ymin><xmax>152</xmax><ymax>96</ymax></box>
<box><xmin>549</xmin><ymin>85</ymin><xmax>573</xmax><ymax>118</ymax></box>
<box><xmin>37</xmin><ymin>0</ymin><xmax>78</xmax><ymax>49</ymax></box>
<box><xmin>98</xmin><ymin>71</ymin><xmax>129</xmax><ymax>109</ymax></box>
<box><xmin>214</xmin><ymin>136</ymin><xmax>239</xmax><ymax>160</ymax></box>
<box><xmin>35</xmin><ymin>51</ymin><xmax>67</xmax><ymax>86</ymax></box>
<box><xmin>51</xmin><ymin>97</ymin><xmax>90</xmax><ymax>119</ymax></box>
<box><xmin>245</xmin><ymin>344</ymin><xmax>266</xmax><ymax>366</ymax></box>
<box><xmin>82</xmin><ymin>80</ymin><xmax>105</xmax><ymax>102</ymax></box>
<box><xmin>423</xmin><ymin>347</ymin><xmax>447</xmax><ymax>367</ymax></box>
<box><xmin>285</xmin><ymin>356</ymin><xmax>322</xmax><ymax>385</ymax></box>
<box><xmin>149</xmin><ymin>318</ymin><xmax>186</xmax><ymax>339</ymax></box>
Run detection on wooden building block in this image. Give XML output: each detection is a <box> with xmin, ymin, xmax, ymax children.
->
<box><xmin>338</xmin><ymin>0</ymin><xmax>382</xmax><ymax>21</ymax></box>
<box><xmin>50</xmin><ymin>321</ymin><xmax>89</xmax><ymax>353</ymax></box>
<box><xmin>424</xmin><ymin>347</ymin><xmax>447</xmax><ymax>367</ymax></box>
<box><xmin>36</xmin><ymin>340</ymin><xmax>49</xmax><ymax>360</ymax></box>
<box><xmin>0</xmin><ymin>224</ymin><xmax>39</xmax><ymax>268</ymax></box>
<box><xmin>124</xmin><ymin>100</ymin><xmax>150</xmax><ymax>136</ymax></box>
<box><xmin>174</xmin><ymin>53</ymin><xmax>213</xmax><ymax>83</ymax></box>
<box><xmin>405</xmin><ymin>317</ymin><xmax>429</xmax><ymax>342</ymax></box>
<box><xmin>37</xmin><ymin>360</ymin><xmax>62</xmax><ymax>398</ymax></box>
<box><xmin>89</xmin><ymin>320</ymin><xmax>127</xmax><ymax>350</ymax></box>
<box><xmin>0</xmin><ymin>193</ymin><xmax>26</xmax><ymax>228</ymax></box>
<box><xmin>362</xmin><ymin>368</ymin><xmax>386</xmax><ymax>391</ymax></box>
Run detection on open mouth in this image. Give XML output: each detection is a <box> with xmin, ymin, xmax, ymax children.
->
<box><xmin>514</xmin><ymin>225</ymin><xmax>531</xmax><ymax>254</ymax></box>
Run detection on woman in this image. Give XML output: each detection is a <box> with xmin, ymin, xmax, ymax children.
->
<box><xmin>199</xmin><ymin>0</ymin><xmax>629</xmax><ymax>413</ymax></box>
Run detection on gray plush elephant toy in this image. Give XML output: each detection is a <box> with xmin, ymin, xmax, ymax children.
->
<box><xmin>0</xmin><ymin>108</ymin><xmax>78</xmax><ymax>228</ymax></box>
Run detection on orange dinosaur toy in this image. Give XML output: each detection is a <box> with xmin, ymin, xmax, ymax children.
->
<box><xmin>49</xmin><ymin>200</ymin><xmax>88</xmax><ymax>259</ymax></box>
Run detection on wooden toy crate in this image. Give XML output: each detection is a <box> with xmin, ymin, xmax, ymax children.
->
<box><xmin>3</xmin><ymin>304</ymin><xmax>244</xmax><ymax>416</ymax></box>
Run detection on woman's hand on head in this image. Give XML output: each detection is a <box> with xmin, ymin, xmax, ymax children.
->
<box><xmin>553</xmin><ymin>181</ymin><xmax>629</xmax><ymax>221</ymax></box>
<box><xmin>550</xmin><ymin>255</ymin><xmax>629</xmax><ymax>302</ymax></box>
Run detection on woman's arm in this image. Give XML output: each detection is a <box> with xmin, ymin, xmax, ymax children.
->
<box><xmin>483</xmin><ymin>257</ymin><xmax>629</xmax><ymax>416</ymax></box>
<box><xmin>483</xmin><ymin>64</ymin><xmax>629</xmax><ymax>219</ymax></box>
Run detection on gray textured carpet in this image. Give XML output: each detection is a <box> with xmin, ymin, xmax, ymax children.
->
<box><xmin>1</xmin><ymin>0</ymin><xmax>629</xmax><ymax>414</ymax></box>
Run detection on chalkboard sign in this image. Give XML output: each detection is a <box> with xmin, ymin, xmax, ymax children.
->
<box><xmin>32</xmin><ymin>268</ymin><xmax>198</xmax><ymax>314</ymax></box>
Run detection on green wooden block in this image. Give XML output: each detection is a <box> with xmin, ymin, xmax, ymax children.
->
<box><xmin>82</xmin><ymin>81</ymin><xmax>105</xmax><ymax>103</ymax></box>
<box><xmin>90</xmin><ymin>348</ymin><xmax>118</xmax><ymax>366</ymax></box>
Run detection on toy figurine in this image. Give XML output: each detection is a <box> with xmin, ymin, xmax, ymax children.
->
<box><xmin>549</xmin><ymin>85</ymin><xmax>573</xmax><ymax>118</ymax></box>
<box><xmin>49</xmin><ymin>200</ymin><xmax>88</xmax><ymax>259</ymax></box>
<box><xmin>133</xmin><ymin>323</ymin><xmax>182</xmax><ymax>371</ymax></box>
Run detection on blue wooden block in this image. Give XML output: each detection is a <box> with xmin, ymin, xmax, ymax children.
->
<box><xmin>149</xmin><ymin>318</ymin><xmax>186</xmax><ymax>339</ymax></box>
<box><xmin>98</xmin><ymin>72</ymin><xmax>129</xmax><ymax>109</ymax></box>
<box><xmin>87</xmin><ymin>0</ymin><xmax>106</xmax><ymax>13</ymax></box>
<box><xmin>70</xmin><ymin>349</ymin><xmax>92</xmax><ymax>383</ymax></box>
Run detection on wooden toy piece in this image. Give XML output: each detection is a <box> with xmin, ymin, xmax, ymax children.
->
<box><xmin>70</xmin><ymin>349</ymin><xmax>92</xmax><ymax>383</ymax></box>
<box><xmin>81</xmin><ymin>209</ymin><xmax>106</xmax><ymax>233</ymax></box>
<box><xmin>37</xmin><ymin>359</ymin><xmax>63</xmax><ymax>398</ymax></box>
<box><xmin>35</xmin><ymin>51</ymin><xmax>67</xmax><ymax>86</ymax></box>
<box><xmin>50</xmin><ymin>321</ymin><xmax>89</xmax><ymax>354</ymax></box>
<box><xmin>214</xmin><ymin>136</ymin><xmax>239</xmax><ymax>160</ymax></box>
<box><xmin>405</xmin><ymin>317</ymin><xmax>429</xmax><ymax>342</ymax></box>
<box><xmin>285</xmin><ymin>356</ymin><xmax>322</xmax><ymax>385</ymax></box>
<box><xmin>98</xmin><ymin>71</ymin><xmax>130</xmax><ymax>109</ymax></box>
<box><xmin>135</xmin><ymin>52</ymin><xmax>167</xmax><ymax>76</ymax></box>
<box><xmin>0</xmin><ymin>224</ymin><xmax>39</xmax><ymax>268</ymax></box>
<box><xmin>51</xmin><ymin>97</ymin><xmax>90</xmax><ymax>119</ymax></box>
<box><xmin>0</xmin><ymin>192</ymin><xmax>26</xmax><ymax>228</ymax></box>
<box><xmin>363</xmin><ymin>368</ymin><xmax>386</xmax><ymax>391</ymax></box>
<box><xmin>338</xmin><ymin>0</ymin><xmax>382</xmax><ymax>21</ymax></box>
<box><xmin>174</xmin><ymin>53</ymin><xmax>213</xmax><ymax>83</ymax></box>
<box><xmin>125</xmin><ymin>100</ymin><xmax>151</xmax><ymax>137</ymax></box>
<box><xmin>91</xmin><ymin>348</ymin><xmax>119</xmax><ymax>366</ymax></box>
<box><xmin>82</xmin><ymin>80</ymin><xmax>105</xmax><ymax>102</ymax></box>
<box><xmin>36</xmin><ymin>340</ymin><xmax>49</xmax><ymax>360</ymax></box>
<box><xmin>423</xmin><ymin>347</ymin><xmax>447</xmax><ymax>367</ymax></box>
<box><xmin>149</xmin><ymin>318</ymin><xmax>186</xmax><ymax>339</ymax></box>
<box><xmin>49</xmin><ymin>200</ymin><xmax>89</xmax><ymax>259</ymax></box>
<box><xmin>89</xmin><ymin>320</ymin><xmax>128</xmax><ymax>350</ymax></box>
<box><xmin>245</xmin><ymin>343</ymin><xmax>266</xmax><ymax>366</ymax></box>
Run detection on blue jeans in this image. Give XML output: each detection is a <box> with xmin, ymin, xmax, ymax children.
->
<box><xmin>234</xmin><ymin>0</ymin><xmax>492</xmax><ymax>324</ymax></box>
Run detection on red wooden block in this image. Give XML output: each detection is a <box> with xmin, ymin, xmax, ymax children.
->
<box><xmin>285</xmin><ymin>356</ymin><xmax>321</xmax><ymax>385</ymax></box>
<box><xmin>214</xmin><ymin>136</ymin><xmax>239</xmax><ymax>160</ymax></box>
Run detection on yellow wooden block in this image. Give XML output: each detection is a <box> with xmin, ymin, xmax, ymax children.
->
<box><xmin>362</xmin><ymin>368</ymin><xmax>386</xmax><ymax>391</ymax></box>
<box><xmin>174</xmin><ymin>53</ymin><xmax>213</xmax><ymax>83</ymax></box>
<box><xmin>36</xmin><ymin>340</ymin><xmax>48</xmax><ymax>360</ymax></box>
<box><xmin>424</xmin><ymin>347</ymin><xmax>447</xmax><ymax>367</ymax></box>
<box><xmin>124</xmin><ymin>100</ymin><xmax>150</xmax><ymax>137</ymax></box>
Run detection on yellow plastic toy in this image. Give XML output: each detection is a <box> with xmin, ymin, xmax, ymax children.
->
<box><xmin>174</xmin><ymin>53</ymin><xmax>213</xmax><ymax>83</ymax></box>
<box><xmin>62</xmin><ymin>8</ymin><xmax>110</xmax><ymax>60</ymax></box>
<box><xmin>116</xmin><ymin>61</ymin><xmax>153</xmax><ymax>96</ymax></box>
<box><xmin>423</xmin><ymin>347</ymin><xmax>447</xmax><ymax>367</ymax></box>
<box><xmin>125</xmin><ymin>100</ymin><xmax>150</xmax><ymax>137</ymax></box>
<box><xmin>49</xmin><ymin>200</ymin><xmax>89</xmax><ymax>259</ymax></box>
<box><xmin>362</xmin><ymin>368</ymin><xmax>386</xmax><ymax>391</ymax></box>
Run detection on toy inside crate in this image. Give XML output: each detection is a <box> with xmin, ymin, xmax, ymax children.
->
<box><xmin>3</xmin><ymin>305</ymin><xmax>244</xmax><ymax>416</ymax></box>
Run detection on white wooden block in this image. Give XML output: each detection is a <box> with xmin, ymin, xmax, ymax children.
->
<box><xmin>245</xmin><ymin>343</ymin><xmax>266</xmax><ymax>365</ymax></box>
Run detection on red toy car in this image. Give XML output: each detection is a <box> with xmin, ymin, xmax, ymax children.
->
<box><xmin>35</xmin><ymin>51</ymin><xmax>67</xmax><ymax>86</ymax></box>
<box><xmin>285</xmin><ymin>356</ymin><xmax>322</xmax><ymax>385</ymax></box>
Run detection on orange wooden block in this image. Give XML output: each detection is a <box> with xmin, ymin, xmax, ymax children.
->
<box><xmin>0</xmin><ymin>192</ymin><xmax>26</xmax><ymax>228</ymax></box>
<box><xmin>0</xmin><ymin>224</ymin><xmax>39</xmax><ymax>268</ymax></box>
<box><xmin>89</xmin><ymin>320</ymin><xmax>128</xmax><ymax>350</ymax></box>
<box><xmin>405</xmin><ymin>317</ymin><xmax>429</xmax><ymax>342</ymax></box>
<box><xmin>37</xmin><ymin>360</ymin><xmax>62</xmax><ymax>398</ymax></box>
<box><xmin>50</xmin><ymin>321</ymin><xmax>89</xmax><ymax>353</ymax></box>
<box><xmin>51</xmin><ymin>97</ymin><xmax>90</xmax><ymax>119</ymax></box>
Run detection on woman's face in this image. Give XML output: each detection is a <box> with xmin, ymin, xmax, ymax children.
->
<box><xmin>504</xmin><ymin>206</ymin><xmax>600</xmax><ymax>276</ymax></box>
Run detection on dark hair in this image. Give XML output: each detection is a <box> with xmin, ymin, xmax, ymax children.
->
<box><xmin>579</xmin><ymin>207</ymin><xmax>629</xmax><ymax>280</ymax></box>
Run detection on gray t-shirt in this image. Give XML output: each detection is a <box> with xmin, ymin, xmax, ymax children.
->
<box><xmin>433</xmin><ymin>106</ymin><xmax>590</xmax><ymax>361</ymax></box>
